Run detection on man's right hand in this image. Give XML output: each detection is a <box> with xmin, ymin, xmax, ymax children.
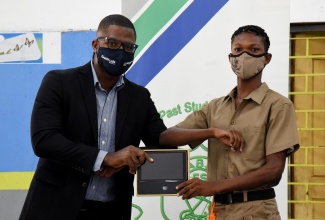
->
<box><xmin>101</xmin><ymin>145</ymin><xmax>153</xmax><ymax>175</ymax></box>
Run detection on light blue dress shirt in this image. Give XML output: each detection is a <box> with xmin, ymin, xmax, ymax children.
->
<box><xmin>85</xmin><ymin>61</ymin><xmax>124</xmax><ymax>202</ymax></box>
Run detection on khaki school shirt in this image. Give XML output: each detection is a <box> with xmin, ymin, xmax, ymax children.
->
<box><xmin>177</xmin><ymin>83</ymin><xmax>299</xmax><ymax>189</ymax></box>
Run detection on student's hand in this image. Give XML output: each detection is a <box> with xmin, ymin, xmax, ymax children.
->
<box><xmin>213</xmin><ymin>128</ymin><xmax>244</xmax><ymax>152</ymax></box>
<box><xmin>176</xmin><ymin>178</ymin><xmax>216</xmax><ymax>200</ymax></box>
<box><xmin>102</xmin><ymin>146</ymin><xmax>153</xmax><ymax>174</ymax></box>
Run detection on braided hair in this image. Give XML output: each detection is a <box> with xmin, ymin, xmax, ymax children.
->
<box><xmin>231</xmin><ymin>25</ymin><xmax>270</xmax><ymax>52</ymax></box>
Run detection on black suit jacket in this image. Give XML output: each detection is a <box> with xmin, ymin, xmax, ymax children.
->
<box><xmin>20</xmin><ymin>62</ymin><xmax>168</xmax><ymax>220</ymax></box>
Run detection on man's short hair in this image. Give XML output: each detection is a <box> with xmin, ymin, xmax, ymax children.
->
<box><xmin>97</xmin><ymin>14</ymin><xmax>136</xmax><ymax>38</ymax></box>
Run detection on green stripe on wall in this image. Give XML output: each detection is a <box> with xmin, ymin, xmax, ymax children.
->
<box><xmin>134</xmin><ymin>0</ymin><xmax>188</xmax><ymax>56</ymax></box>
<box><xmin>0</xmin><ymin>172</ymin><xmax>34</xmax><ymax>190</ymax></box>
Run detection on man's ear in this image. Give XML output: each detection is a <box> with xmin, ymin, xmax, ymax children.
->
<box><xmin>92</xmin><ymin>39</ymin><xmax>98</xmax><ymax>53</ymax></box>
<box><xmin>265</xmin><ymin>53</ymin><xmax>272</xmax><ymax>65</ymax></box>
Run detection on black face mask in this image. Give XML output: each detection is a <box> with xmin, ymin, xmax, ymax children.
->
<box><xmin>97</xmin><ymin>47</ymin><xmax>134</xmax><ymax>76</ymax></box>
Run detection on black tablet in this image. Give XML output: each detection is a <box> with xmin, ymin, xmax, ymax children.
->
<box><xmin>137</xmin><ymin>149</ymin><xmax>189</xmax><ymax>196</ymax></box>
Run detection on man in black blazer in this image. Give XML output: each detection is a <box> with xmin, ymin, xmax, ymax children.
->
<box><xmin>20</xmin><ymin>14</ymin><xmax>170</xmax><ymax>220</ymax></box>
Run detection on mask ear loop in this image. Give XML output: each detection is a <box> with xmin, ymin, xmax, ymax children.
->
<box><xmin>92</xmin><ymin>39</ymin><xmax>102</xmax><ymax>61</ymax></box>
<box><xmin>96</xmin><ymin>38</ymin><xmax>101</xmax><ymax>51</ymax></box>
<box><xmin>257</xmin><ymin>55</ymin><xmax>268</xmax><ymax>75</ymax></box>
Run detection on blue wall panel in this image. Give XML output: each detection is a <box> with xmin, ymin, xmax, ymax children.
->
<box><xmin>0</xmin><ymin>31</ymin><xmax>96</xmax><ymax>171</ymax></box>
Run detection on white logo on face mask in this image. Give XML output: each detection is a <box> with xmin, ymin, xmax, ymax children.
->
<box><xmin>123</xmin><ymin>61</ymin><xmax>133</xmax><ymax>66</ymax></box>
<box><xmin>101</xmin><ymin>55</ymin><xmax>116</xmax><ymax>65</ymax></box>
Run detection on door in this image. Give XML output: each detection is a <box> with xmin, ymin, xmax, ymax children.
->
<box><xmin>289</xmin><ymin>32</ymin><xmax>325</xmax><ymax>219</ymax></box>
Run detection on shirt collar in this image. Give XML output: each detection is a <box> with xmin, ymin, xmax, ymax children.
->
<box><xmin>226</xmin><ymin>82</ymin><xmax>269</xmax><ymax>105</ymax></box>
<box><xmin>91</xmin><ymin>60</ymin><xmax>125</xmax><ymax>91</ymax></box>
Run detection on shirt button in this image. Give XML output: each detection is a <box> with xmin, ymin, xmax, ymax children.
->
<box><xmin>231</xmin><ymin>121</ymin><xmax>234</xmax><ymax>125</ymax></box>
<box><xmin>104</xmin><ymin>118</ymin><xmax>107</xmax><ymax>122</ymax></box>
<box><xmin>102</xmin><ymin>141</ymin><xmax>105</xmax><ymax>145</ymax></box>
<box><xmin>82</xmin><ymin>182</ymin><xmax>87</xmax><ymax>188</ymax></box>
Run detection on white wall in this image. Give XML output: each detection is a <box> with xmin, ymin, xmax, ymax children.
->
<box><xmin>0</xmin><ymin>0</ymin><xmax>324</xmax><ymax>32</ymax></box>
<box><xmin>290</xmin><ymin>0</ymin><xmax>325</xmax><ymax>23</ymax></box>
<box><xmin>0</xmin><ymin>0</ymin><xmax>122</xmax><ymax>32</ymax></box>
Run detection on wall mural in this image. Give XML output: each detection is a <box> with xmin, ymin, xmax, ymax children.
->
<box><xmin>0</xmin><ymin>0</ymin><xmax>289</xmax><ymax>219</ymax></box>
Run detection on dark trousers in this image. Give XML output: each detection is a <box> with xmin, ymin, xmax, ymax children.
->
<box><xmin>76</xmin><ymin>200</ymin><xmax>126</xmax><ymax>220</ymax></box>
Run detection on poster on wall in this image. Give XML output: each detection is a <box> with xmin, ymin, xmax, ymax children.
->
<box><xmin>0</xmin><ymin>33</ymin><xmax>42</xmax><ymax>63</ymax></box>
<box><xmin>0</xmin><ymin>32</ymin><xmax>61</xmax><ymax>64</ymax></box>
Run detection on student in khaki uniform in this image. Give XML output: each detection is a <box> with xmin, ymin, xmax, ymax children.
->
<box><xmin>159</xmin><ymin>25</ymin><xmax>300</xmax><ymax>220</ymax></box>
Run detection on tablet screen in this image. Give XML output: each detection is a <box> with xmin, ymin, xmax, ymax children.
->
<box><xmin>139</xmin><ymin>151</ymin><xmax>187</xmax><ymax>181</ymax></box>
